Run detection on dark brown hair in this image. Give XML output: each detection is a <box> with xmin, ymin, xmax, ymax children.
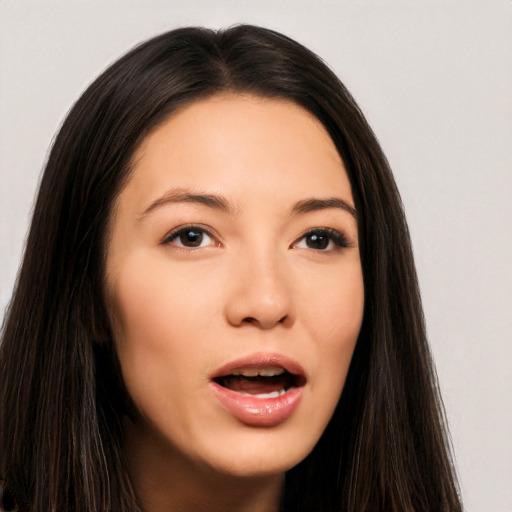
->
<box><xmin>0</xmin><ymin>25</ymin><xmax>462</xmax><ymax>511</ymax></box>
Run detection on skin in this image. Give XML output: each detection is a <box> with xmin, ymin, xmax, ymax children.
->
<box><xmin>105</xmin><ymin>94</ymin><xmax>365</xmax><ymax>512</ymax></box>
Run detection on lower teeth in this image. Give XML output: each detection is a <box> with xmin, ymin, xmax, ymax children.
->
<box><xmin>240</xmin><ymin>389</ymin><xmax>287</xmax><ymax>398</ymax></box>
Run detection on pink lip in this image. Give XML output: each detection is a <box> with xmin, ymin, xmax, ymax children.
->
<box><xmin>209</xmin><ymin>353</ymin><xmax>306</xmax><ymax>427</ymax></box>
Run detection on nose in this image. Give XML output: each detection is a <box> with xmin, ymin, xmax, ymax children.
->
<box><xmin>224</xmin><ymin>253</ymin><xmax>295</xmax><ymax>329</ymax></box>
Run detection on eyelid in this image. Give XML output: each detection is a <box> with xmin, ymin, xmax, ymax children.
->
<box><xmin>161</xmin><ymin>224</ymin><xmax>221</xmax><ymax>248</ymax></box>
<box><xmin>291</xmin><ymin>227</ymin><xmax>350</xmax><ymax>250</ymax></box>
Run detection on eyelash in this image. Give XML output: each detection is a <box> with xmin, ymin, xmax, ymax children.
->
<box><xmin>161</xmin><ymin>225</ymin><xmax>349</xmax><ymax>251</ymax></box>
<box><xmin>293</xmin><ymin>228</ymin><xmax>349</xmax><ymax>251</ymax></box>
<box><xmin>161</xmin><ymin>224</ymin><xmax>218</xmax><ymax>249</ymax></box>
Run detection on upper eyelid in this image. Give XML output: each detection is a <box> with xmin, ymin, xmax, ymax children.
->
<box><xmin>298</xmin><ymin>226</ymin><xmax>343</xmax><ymax>235</ymax></box>
<box><xmin>292</xmin><ymin>227</ymin><xmax>351</xmax><ymax>248</ymax></box>
<box><xmin>160</xmin><ymin>224</ymin><xmax>351</xmax><ymax>247</ymax></box>
<box><xmin>162</xmin><ymin>224</ymin><xmax>218</xmax><ymax>245</ymax></box>
<box><xmin>296</xmin><ymin>226</ymin><xmax>348</xmax><ymax>239</ymax></box>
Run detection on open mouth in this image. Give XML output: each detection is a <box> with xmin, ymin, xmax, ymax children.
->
<box><xmin>210</xmin><ymin>355</ymin><xmax>307</xmax><ymax>426</ymax></box>
<box><xmin>213</xmin><ymin>366</ymin><xmax>306</xmax><ymax>398</ymax></box>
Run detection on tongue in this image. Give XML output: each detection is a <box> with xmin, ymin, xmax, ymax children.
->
<box><xmin>220</xmin><ymin>376</ymin><xmax>289</xmax><ymax>395</ymax></box>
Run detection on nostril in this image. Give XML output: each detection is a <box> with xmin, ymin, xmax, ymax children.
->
<box><xmin>240</xmin><ymin>314</ymin><xmax>288</xmax><ymax>328</ymax></box>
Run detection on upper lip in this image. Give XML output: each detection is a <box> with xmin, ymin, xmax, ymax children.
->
<box><xmin>211</xmin><ymin>352</ymin><xmax>307</xmax><ymax>381</ymax></box>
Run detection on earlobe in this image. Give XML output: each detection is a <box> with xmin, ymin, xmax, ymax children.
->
<box><xmin>89</xmin><ymin>304</ymin><xmax>114</xmax><ymax>346</ymax></box>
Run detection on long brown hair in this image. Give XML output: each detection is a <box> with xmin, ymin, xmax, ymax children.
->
<box><xmin>0</xmin><ymin>25</ymin><xmax>462</xmax><ymax>511</ymax></box>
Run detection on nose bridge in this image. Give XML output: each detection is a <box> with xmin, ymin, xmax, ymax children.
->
<box><xmin>225</xmin><ymin>239</ymin><xmax>295</xmax><ymax>329</ymax></box>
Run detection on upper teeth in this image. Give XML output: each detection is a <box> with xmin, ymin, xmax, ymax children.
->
<box><xmin>231</xmin><ymin>367</ymin><xmax>286</xmax><ymax>377</ymax></box>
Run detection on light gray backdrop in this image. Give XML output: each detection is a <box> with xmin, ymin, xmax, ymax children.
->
<box><xmin>1</xmin><ymin>1</ymin><xmax>511</xmax><ymax>511</ymax></box>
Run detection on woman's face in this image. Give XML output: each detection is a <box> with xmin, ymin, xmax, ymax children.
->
<box><xmin>105</xmin><ymin>94</ymin><xmax>364</xmax><ymax>480</ymax></box>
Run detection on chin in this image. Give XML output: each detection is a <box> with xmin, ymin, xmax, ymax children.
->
<box><xmin>186</xmin><ymin>422</ymin><xmax>319</xmax><ymax>481</ymax></box>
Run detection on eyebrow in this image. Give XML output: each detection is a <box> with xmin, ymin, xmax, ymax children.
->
<box><xmin>291</xmin><ymin>197</ymin><xmax>357</xmax><ymax>219</ymax></box>
<box><xmin>140</xmin><ymin>188</ymin><xmax>235</xmax><ymax>219</ymax></box>
<box><xmin>139</xmin><ymin>189</ymin><xmax>357</xmax><ymax>220</ymax></box>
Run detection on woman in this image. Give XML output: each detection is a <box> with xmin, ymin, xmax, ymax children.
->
<box><xmin>0</xmin><ymin>25</ymin><xmax>462</xmax><ymax>511</ymax></box>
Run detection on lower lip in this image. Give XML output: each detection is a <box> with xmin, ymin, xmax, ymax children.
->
<box><xmin>209</xmin><ymin>382</ymin><xmax>303</xmax><ymax>427</ymax></box>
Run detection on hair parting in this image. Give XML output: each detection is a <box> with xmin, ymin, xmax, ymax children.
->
<box><xmin>0</xmin><ymin>25</ymin><xmax>462</xmax><ymax>511</ymax></box>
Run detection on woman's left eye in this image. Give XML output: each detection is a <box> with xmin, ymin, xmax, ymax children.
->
<box><xmin>162</xmin><ymin>226</ymin><xmax>216</xmax><ymax>248</ymax></box>
<box><xmin>292</xmin><ymin>228</ymin><xmax>349</xmax><ymax>251</ymax></box>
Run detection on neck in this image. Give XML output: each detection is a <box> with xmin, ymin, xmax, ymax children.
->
<box><xmin>123</xmin><ymin>417</ymin><xmax>284</xmax><ymax>512</ymax></box>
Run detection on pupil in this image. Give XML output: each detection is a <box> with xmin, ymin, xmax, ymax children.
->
<box><xmin>307</xmin><ymin>233</ymin><xmax>329</xmax><ymax>250</ymax></box>
<box><xmin>180</xmin><ymin>230</ymin><xmax>203</xmax><ymax>247</ymax></box>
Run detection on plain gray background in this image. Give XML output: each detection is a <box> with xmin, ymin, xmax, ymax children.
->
<box><xmin>1</xmin><ymin>1</ymin><xmax>511</xmax><ymax>510</ymax></box>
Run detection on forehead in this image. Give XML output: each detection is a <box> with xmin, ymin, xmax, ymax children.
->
<box><xmin>122</xmin><ymin>93</ymin><xmax>352</xmax><ymax>211</ymax></box>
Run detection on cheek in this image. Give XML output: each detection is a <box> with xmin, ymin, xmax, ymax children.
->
<box><xmin>109</xmin><ymin>250</ymin><xmax>218</xmax><ymax>342</ymax></box>
<box><xmin>299</xmin><ymin>262</ymin><xmax>364</xmax><ymax>394</ymax></box>
<box><xmin>106</xmin><ymin>253</ymin><xmax>216</xmax><ymax>404</ymax></box>
<box><xmin>301</xmin><ymin>261</ymin><xmax>364</xmax><ymax>342</ymax></box>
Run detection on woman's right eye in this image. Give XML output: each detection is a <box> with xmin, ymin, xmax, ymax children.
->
<box><xmin>162</xmin><ymin>225</ymin><xmax>217</xmax><ymax>249</ymax></box>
